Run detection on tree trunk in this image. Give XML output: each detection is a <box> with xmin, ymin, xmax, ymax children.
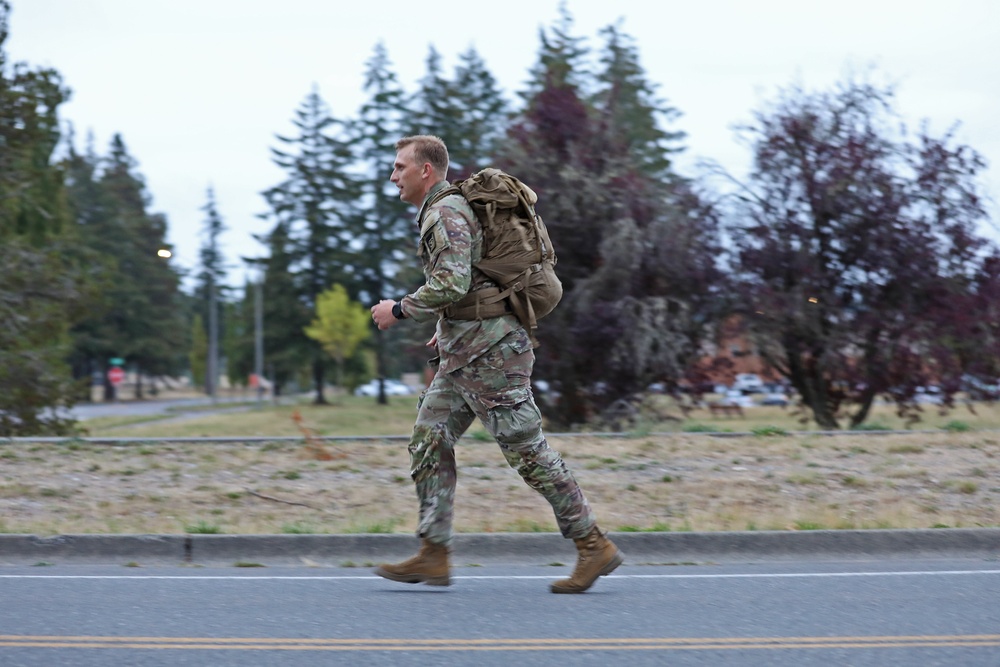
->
<box><xmin>849</xmin><ymin>391</ymin><xmax>877</xmax><ymax>428</ymax></box>
<box><xmin>312</xmin><ymin>357</ymin><xmax>327</xmax><ymax>405</ymax></box>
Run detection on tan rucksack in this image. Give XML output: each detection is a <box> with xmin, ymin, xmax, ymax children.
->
<box><xmin>428</xmin><ymin>168</ymin><xmax>562</xmax><ymax>344</ymax></box>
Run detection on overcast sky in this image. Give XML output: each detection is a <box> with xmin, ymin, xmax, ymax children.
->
<box><xmin>8</xmin><ymin>0</ymin><xmax>1000</xmax><ymax>290</ymax></box>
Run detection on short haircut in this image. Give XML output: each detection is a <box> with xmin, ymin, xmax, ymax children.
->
<box><xmin>395</xmin><ymin>135</ymin><xmax>449</xmax><ymax>175</ymax></box>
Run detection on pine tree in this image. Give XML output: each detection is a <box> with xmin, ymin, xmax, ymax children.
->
<box><xmin>188</xmin><ymin>314</ymin><xmax>207</xmax><ymax>390</ymax></box>
<box><xmin>0</xmin><ymin>1</ymin><xmax>69</xmax><ymax>241</ymax></box>
<box><xmin>411</xmin><ymin>47</ymin><xmax>460</xmax><ymax>149</ymax></box>
<box><xmin>63</xmin><ymin>132</ymin><xmax>117</xmax><ymax>397</ymax></box>
<box><xmin>499</xmin><ymin>11</ymin><xmax>724</xmax><ymax>427</ymax></box>
<box><xmin>592</xmin><ymin>22</ymin><xmax>685</xmax><ymax>179</ymax></box>
<box><xmin>223</xmin><ymin>280</ymin><xmax>254</xmax><ymax>391</ymax></box>
<box><xmin>449</xmin><ymin>47</ymin><xmax>509</xmax><ymax>175</ymax></box>
<box><xmin>260</xmin><ymin>86</ymin><xmax>362</xmax><ymax>404</ymax></box>
<box><xmin>0</xmin><ymin>2</ymin><xmax>95</xmax><ymax>433</ymax></box>
<box><xmin>88</xmin><ymin>134</ymin><xmax>185</xmax><ymax>400</ymax></box>
<box><xmin>196</xmin><ymin>186</ymin><xmax>227</xmax><ymax>398</ymax></box>
<box><xmin>352</xmin><ymin>42</ymin><xmax>415</xmax><ymax>402</ymax></box>
<box><xmin>410</xmin><ymin>46</ymin><xmax>509</xmax><ymax>178</ymax></box>
<box><xmin>248</xmin><ymin>221</ymin><xmax>311</xmax><ymax>396</ymax></box>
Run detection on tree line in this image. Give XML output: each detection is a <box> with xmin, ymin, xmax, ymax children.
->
<box><xmin>2</xmin><ymin>1</ymin><xmax>997</xmax><ymax>435</ymax></box>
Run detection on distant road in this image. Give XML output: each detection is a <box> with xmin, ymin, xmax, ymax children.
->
<box><xmin>69</xmin><ymin>397</ymin><xmax>263</xmax><ymax>421</ymax></box>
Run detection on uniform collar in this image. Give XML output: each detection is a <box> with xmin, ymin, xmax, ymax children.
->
<box><xmin>415</xmin><ymin>180</ymin><xmax>450</xmax><ymax>223</ymax></box>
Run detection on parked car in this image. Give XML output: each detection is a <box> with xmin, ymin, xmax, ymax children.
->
<box><xmin>722</xmin><ymin>389</ymin><xmax>755</xmax><ymax>407</ymax></box>
<box><xmin>354</xmin><ymin>379</ymin><xmax>414</xmax><ymax>397</ymax></box>
<box><xmin>962</xmin><ymin>375</ymin><xmax>999</xmax><ymax>401</ymax></box>
<box><xmin>760</xmin><ymin>392</ymin><xmax>790</xmax><ymax>406</ymax></box>
<box><xmin>733</xmin><ymin>373</ymin><xmax>765</xmax><ymax>394</ymax></box>
<box><xmin>913</xmin><ymin>385</ymin><xmax>943</xmax><ymax>404</ymax></box>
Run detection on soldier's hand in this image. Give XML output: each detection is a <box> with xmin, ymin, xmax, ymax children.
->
<box><xmin>426</xmin><ymin>334</ymin><xmax>437</xmax><ymax>348</ymax></box>
<box><xmin>371</xmin><ymin>299</ymin><xmax>399</xmax><ymax>331</ymax></box>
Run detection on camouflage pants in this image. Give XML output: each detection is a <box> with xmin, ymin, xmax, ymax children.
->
<box><xmin>408</xmin><ymin>334</ymin><xmax>595</xmax><ymax>547</ymax></box>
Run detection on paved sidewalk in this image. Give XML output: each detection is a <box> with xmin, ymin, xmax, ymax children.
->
<box><xmin>1</xmin><ymin>528</ymin><xmax>998</xmax><ymax>567</ymax></box>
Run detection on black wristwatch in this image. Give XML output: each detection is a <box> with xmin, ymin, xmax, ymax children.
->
<box><xmin>391</xmin><ymin>301</ymin><xmax>406</xmax><ymax>320</ymax></box>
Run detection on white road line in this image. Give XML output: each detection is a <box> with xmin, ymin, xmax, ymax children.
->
<box><xmin>0</xmin><ymin>570</ymin><xmax>998</xmax><ymax>581</ymax></box>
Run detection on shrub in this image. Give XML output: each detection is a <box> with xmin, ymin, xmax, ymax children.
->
<box><xmin>184</xmin><ymin>520</ymin><xmax>222</xmax><ymax>534</ymax></box>
<box><xmin>941</xmin><ymin>420</ymin><xmax>972</xmax><ymax>433</ymax></box>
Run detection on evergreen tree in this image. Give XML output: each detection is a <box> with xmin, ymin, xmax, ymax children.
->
<box><xmin>260</xmin><ymin>86</ymin><xmax>361</xmax><ymax>404</ymax></box>
<box><xmin>500</xmin><ymin>12</ymin><xmax>721</xmax><ymax>427</ymax></box>
<box><xmin>592</xmin><ymin>22</ymin><xmax>684</xmax><ymax>178</ymax></box>
<box><xmin>352</xmin><ymin>42</ymin><xmax>415</xmax><ymax>402</ymax></box>
<box><xmin>0</xmin><ymin>1</ymin><xmax>69</xmax><ymax>241</ymax></box>
<box><xmin>409</xmin><ymin>45</ymin><xmax>509</xmax><ymax>178</ymax></box>
<box><xmin>63</xmin><ymin>132</ymin><xmax>117</xmax><ymax>398</ymax></box>
<box><xmin>411</xmin><ymin>47</ymin><xmax>461</xmax><ymax>151</ymax></box>
<box><xmin>196</xmin><ymin>186</ymin><xmax>227</xmax><ymax>397</ymax></box>
<box><xmin>496</xmin><ymin>9</ymin><xmax>607</xmax><ymax>426</ymax></box>
<box><xmin>85</xmin><ymin>134</ymin><xmax>185</xmax><ymax>399</ymax></box>
<box><xmin>410</xmin><ymin>46</ymin><xmax>509</xmax><ymax>179</ymax></box>
<box><xmin>0</xmin><ymin>2</ymin><xmax>94</xmax><ymax>433</ymax></box>
<box><xmin>223</xmin><ymin>280</ymin><xmax>255</xmax><ymax>391</ymax></box>
<box><xmin>521</xmin><ymin>2</ymin><xmax>591</xmax><ymax>101</ymax></box>
<box><xmin>248</xmin><ymin>221</ymin><xmax>311</xmax><ymax>396</ymax></box>
<box><xmin>449</xmin><ymin>47</ymin><xmax>509</xmax><ymax>175</ymax></box>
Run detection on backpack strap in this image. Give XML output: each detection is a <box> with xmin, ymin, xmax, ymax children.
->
<box><xmin>443</xmin><ymin>286</ymin><xmax>512</xmax><ymax>320</ymax></box>
<box><xmin>419</xmin><ymin>184</ymin><xmax>463</xmax><ymax>236</ymax></box>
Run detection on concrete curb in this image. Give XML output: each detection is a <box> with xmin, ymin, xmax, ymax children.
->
<box><xmin>1</xmin><ymin>529</ymin><xmax>998</xmax><ymax>566</ymax></box>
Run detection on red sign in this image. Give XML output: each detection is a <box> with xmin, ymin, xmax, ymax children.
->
<box><xmin>108</xmin><ymin>367</ymin><xmax>125</xmax><ymax>385</ymax></box>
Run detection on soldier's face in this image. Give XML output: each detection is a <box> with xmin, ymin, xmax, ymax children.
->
<box><xmin>390</xmin><ymin>145</ymin><xmax>427</xmax><ymax>207</ymax></box>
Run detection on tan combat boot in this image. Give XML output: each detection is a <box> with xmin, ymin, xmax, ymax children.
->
<box><xmin>374</xmin><ymin>539</ymin><xmax>451</xmax><ymax>586</ymax></box>
<box><xmin>550</xmin><ymin>527</ymin><xmax>623</xmax><ymax>594</ymax></box>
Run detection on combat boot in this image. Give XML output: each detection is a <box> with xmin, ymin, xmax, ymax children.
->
<box><xmin>550</xmin><ymin>526</ymin><xmax>623</xmax><ymax>594</ymax></box>
<box><xmin>374</xmin><ymin>539</ymin><xmax>451</xmax><ymax>586</ymax></box>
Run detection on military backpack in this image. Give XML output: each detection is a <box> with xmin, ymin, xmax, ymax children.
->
<box><xmin>427</xmin><ymin>168</ymin><xmax>562</xmax><ymax>344</ymax></box>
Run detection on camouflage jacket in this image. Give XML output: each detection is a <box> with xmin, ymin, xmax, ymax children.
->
<box><xmin>400</xmin><ymin>181</ymin><xmax>524</xmax><ymax>374</ymax></box>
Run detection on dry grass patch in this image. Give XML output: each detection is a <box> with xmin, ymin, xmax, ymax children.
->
<box><xmin>0</xmin><ymin>432</ymin><xmax>997</xmax><ymax>535</ymax></box>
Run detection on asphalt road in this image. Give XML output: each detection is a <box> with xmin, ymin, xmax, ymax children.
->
<box><xmin>2</xmin><ymin>560</ymin><xmax>998</xmax><ymax>666</ymax></box>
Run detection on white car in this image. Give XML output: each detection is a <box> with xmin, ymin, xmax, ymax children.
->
<box><xmin>733</xmin><ymin>373</ymin><xmax>765</xmax><ymax>394</ymax></box>
<box><xmin>354</xmin><ymin>379</ymin><xmax>415</xmax><ymax>397</ymax></box>
<box><xmin>723</xmin><ymin>389</ymin><xmax>755</xmax><ymax>407</ymax></box>
<box><xmin>760</xmin><ymin>392</ymin><xmax>790</xmax><ymax>406</ymax></box>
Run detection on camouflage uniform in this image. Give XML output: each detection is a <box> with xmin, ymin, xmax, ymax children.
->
<box><xmin>398</xmin><ymin>181</ymin><xmax>595</xmax><ymax>547</ymax></box>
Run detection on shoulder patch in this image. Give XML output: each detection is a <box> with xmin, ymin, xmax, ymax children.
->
<box><xmin>422</xmin><ymin>223</ymin><xmax>450</xmax><ymax>258</ymax></box>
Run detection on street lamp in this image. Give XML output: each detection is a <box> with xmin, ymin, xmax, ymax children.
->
<box><xmin>157</xmin><ymin>248</ymin><xmax>172</xmax><ymax>258</ymax></box>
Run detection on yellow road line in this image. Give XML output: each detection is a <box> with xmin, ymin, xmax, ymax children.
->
<box><xmin>0</xmin><ymin>634</ymin><xmax>998</xmax><ymax>652</ymax></box>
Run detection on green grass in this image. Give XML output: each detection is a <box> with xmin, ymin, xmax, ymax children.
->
<box><xmin>942</xmin><ymin>420</ymin><xmax>972</xmax><ymax>433</ymax></box>
<box><xmin>343</xmin><ymin>519</ymin><xmax>401</xmax><ymax>534</ymax></box>
<box><xmin>84</xmin><ymin>395</ymin><xmax>421</xmax><ymax>438</ymax></box>
<box><xmin>184</xmin><ymin>520</ymin><xmax>223</xmax><ymax>534</ymax></box>
<box><xmin>281</xmin><ymin>522</ymin><xmax>320</xmax><ymax>534</ymax></box>
<box><xmin>751</xmin><ymin>425</ymin><xmax>789</xmax><ymax>437</ymax></box>
<box><xmin>75</xmin><ymin>393</ymin><xmax>1000</xmax><ymax>439</ymax></box>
